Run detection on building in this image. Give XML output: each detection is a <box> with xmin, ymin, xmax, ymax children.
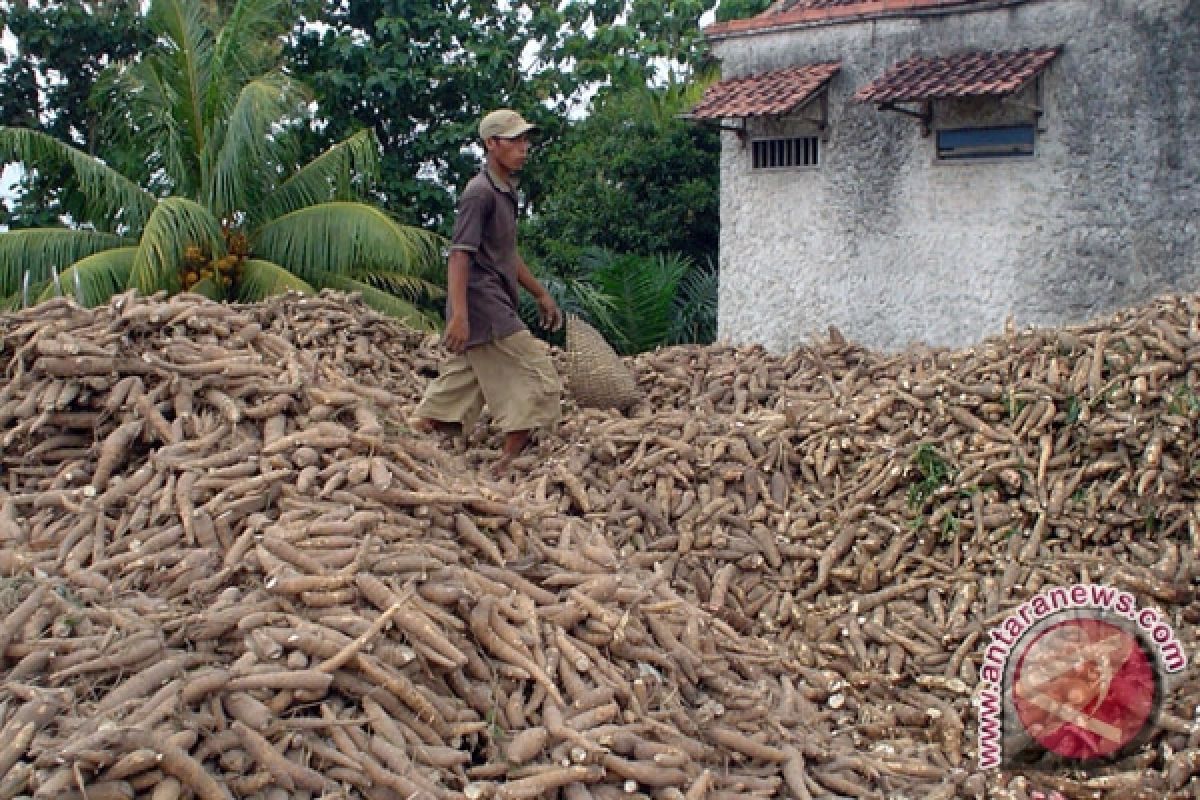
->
<box><xmin>694</xmin><ymin>0</ymin><xmax>1199</xmax><ymax>352</ymax></box>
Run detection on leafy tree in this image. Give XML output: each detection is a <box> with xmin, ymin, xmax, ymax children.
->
<box><xmin>3</xmin><ymin>0</ymin><xmax>729</xmax><ymax>234</ymax></box>
<box><xmin>670</xmin><ymin>261</ymin><xmax>719</xmax><ymax>345</ymax></box>
<box><xmin>0</xmin><ymin>0</ymin><xmax>150</xmax><ymax>228</ymax></box>
<box><xmin>553</xmin><ymin>248</ymin><xmax>715</xmax><ymax>355</ymax></box>
<box><xmin>514</xmin><ymin>77</ymin><xmax>721</xmax><ymax>352</ymax></box>
<box><xmin>286</xmin><ymin>0</ymin><xmax>722</xmax><ymax>233</ymax></box>
<box><xmin>0</xmin><ymin>0</ymin><xmax>443</xmax><ymax>325</ymax></box>
<box><xmin>523</xmin><ymin>79</ymin><xmax>721</xmax><ymax>274</ymax></box>
<box><xmin>715</xmin><ymin>0</ymin><xmax>774</xmax><ymax>23</ymax></box>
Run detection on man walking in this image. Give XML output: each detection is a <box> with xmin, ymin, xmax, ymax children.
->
<box><xmin>413</xmin><ymin>109</ymin><xmax>563</xmax><ymax>475</ymax></box>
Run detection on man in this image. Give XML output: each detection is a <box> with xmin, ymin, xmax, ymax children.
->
<box><xmin>413</xmin><ymin>108</ymin><xmax>564</xmax><ymax>475</ymax></box>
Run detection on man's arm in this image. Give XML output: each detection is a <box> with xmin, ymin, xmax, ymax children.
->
<box><xmin>516</xmin><ymin>258</ymin><xmax>562</xmax><ymax>331</ymax></box>
<box><xmin>442</xmin><ymin>249</ymin><xmax>472</xmax><ymax>352</ymax></box>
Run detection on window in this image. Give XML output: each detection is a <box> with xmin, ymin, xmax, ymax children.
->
<box><xmin>752</xmin><ymin>136</ymin><xmax>819</xmax><ymax>169</ymax></box>
<box><xmin>936</xmin><ymin>124</ymin><xmax>1035</xmax><ymax>161</ymax></box>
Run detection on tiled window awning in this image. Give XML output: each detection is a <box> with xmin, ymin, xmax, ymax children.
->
<box><xmin>854</xmin><ymin>47</ymin><xmax>1060</xmax><ymax>104</ymax></box>
<box><xmin>689</xmin><ymin>62</ymin><xmax>841</xmax><ymax>119</ymax></box>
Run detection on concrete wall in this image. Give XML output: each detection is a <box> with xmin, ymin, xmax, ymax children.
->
<box><xmin>710</xmin><ymin>0</ymin><xmax>1200</xmax><ymax>352</ymax></box>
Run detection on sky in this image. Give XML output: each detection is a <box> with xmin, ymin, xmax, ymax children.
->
<box><xmin>1</xmin><ymin>167</ymin><xmax>16</xmax><ymax>232</ymax></box>
<box><xmin>1</xmin><ymin>27</ymin><xmax>16</xmax><ymax>219</ymax></box>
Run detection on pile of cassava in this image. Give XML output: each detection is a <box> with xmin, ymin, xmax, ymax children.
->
<box><xmin>0</xmin><ymin>289</ymin><xmax>1197</xmax><ymax>800</ymax></box>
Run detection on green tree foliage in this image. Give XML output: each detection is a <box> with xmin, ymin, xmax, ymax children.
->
<box><xmin>523</xmin><ymin>80</ymin><xmax>720</xmax><ymax>272</ymax></box>
<box><xmin>286</xmin><ymin>0</ymin><xmax>719</xmax><ymax>233</ymax></box>
<box><xmin>0</xmin><ymin>1</ymin><xmax>151</xmax><ymax>227</ymax></box>
<box><xmin>1</xmin><ymin>0</ymin><xmax>729</xmax><ymax>346</ymax></box>
<box><xmin>523</xmin><ymin>247</ymin><xmax>716</xmax><ymax>355</ymax></box>
<box><xmin>0</xmin><ymin>0</ymin><xmax>443</xmax><ymax>326</ymax></box>
<box><xmin>587</xmin><ymin>248</ymin><xmax>697</xmax><ymax>354</ymax></box>
<box><xmin>517</xmin><ymin>80</ymin><xmax>721</xmax><ymax>353</ymax></box>
<box><xmin>715</xmin><ymin>0</ymin><xmax>774</xmax><ymax>23</ymax></box>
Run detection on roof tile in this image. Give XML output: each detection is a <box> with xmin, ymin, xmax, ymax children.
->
<box><xmin>854</xmin><ymin>47</ymin><xmax>1060</xmax><ymax>103</ymax></box>
<box><xmin>707</xmin><ymin>1</ymin><xmax>1012</xmax><ymax>37</ymax></box>
<box><xmin>777</xmin><ymin>0</ymin><xmax>885</xmax><ymax>10</ymax></box>
<box><xmin>689</xmin><ymin>62</ymin><xmax>842</xmax><ymax>119</ymax></box>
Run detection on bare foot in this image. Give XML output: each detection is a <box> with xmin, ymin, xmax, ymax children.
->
<box><xmin>488</xmin><ymin>456</ymin><xmax>514</xmax><ymax>480</ymax></box>
<box><xmin>487</xmin><ymin>430</ymin><xmax>532</xmax><ymax>479</ymax></box>
<box><xmin>413</xmin><ymin>417</ymin><xmax>460</xmax><ymax>435</ymax></box>
<box><xmin>500</xmin><ymin>430</ymin><xmax>532</xmax><ymax>460</ymax></box>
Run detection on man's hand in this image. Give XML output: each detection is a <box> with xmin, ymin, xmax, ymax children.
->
<box><xmin>443</xmin><ymin>313</ymin><xmax>469</xmax><ymax>353</ymax></box>
<box><xmin>537</xmin><ymin>293</ymin><xmax>563</xmax><ymax>332</ymax></box>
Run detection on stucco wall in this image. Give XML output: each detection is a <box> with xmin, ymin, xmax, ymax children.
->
<box><xmin>710</xmin><ymin>0</ymin><xmax>1200</xmax><ymax>352</ymax></box>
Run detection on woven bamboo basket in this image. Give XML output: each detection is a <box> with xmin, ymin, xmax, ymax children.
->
<box><xmin>562</xmin><ymin>314</ymin><xmax>640</xmax><ymax>411</ymax></box>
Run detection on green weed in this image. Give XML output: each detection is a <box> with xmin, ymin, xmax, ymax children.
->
<box><xmin>1065</xmin><ymin>394</ymin><xmax>1083</xmax><ymax>425</ymax></box>
<box><xmin>906</xmin><ymin>443</ymin><xmax>954</xmax><ymax>511</ymax></box>
<box><xmin>939</xmin><ymin>513</ymin><xmax>961</xmax><ymax>542</ymax></box>
<box><xmin>1001</xmin><ymin>391</ymin><xmax>1027</xmax><ymax>421</ymax></box>
<box><xmin>1167</xmin><ymin>385</ymin><xmax>1200</xmax><ymax>415</ymax></box>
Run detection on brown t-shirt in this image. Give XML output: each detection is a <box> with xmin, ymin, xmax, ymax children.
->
<box><xmin>449</xmin><ymin>168</ymin><xmax>526</xmax><ymax>349</ymax></box>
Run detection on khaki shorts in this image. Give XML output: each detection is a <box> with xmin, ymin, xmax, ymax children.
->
<box><xmin>415</xmin><ymin>330</ymin><xmax>562</xmax><ymax>433</ymax></box>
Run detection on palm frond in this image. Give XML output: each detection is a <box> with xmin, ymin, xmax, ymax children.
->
<box><xmin>187</xmin><ymin>275</ymin><xmax>226</xmax><ymax>302</ymax></box>
<box><xmin>0</xmin><ymin>126</ymin><xmax>157</xmax><ymax>229</ymax></box>
<box><xmin>129</xmin><ymin>197</ymin><xmax>224</xmax><ymax>295</ymax></box>
<box><xmin>148</xmin><ymin>0</ymin><xmax>214</xmax><ymax>175</ymax></box>
<box><xmin>352</xmin><ymin>269</ymin><xmax>446</xmax><ymax>303</ymax></box>
<box><xmin>669</xmin><ymin>262</ymin><xmax>718</xmax><ymax>345</ymax></box>
<box><xmin>97</xmin><ymin>59</ymin><xmax>194</xmax><ymax>197</ymax></box>
<box><xmin>252</xmin><ymin>201</ymin><xmax>444</xmax><ymax>282</ymax></box>
<box><xmin>89</xmin><ymin>67</ymin><xmax>162</xmax><ymax>193</ymax></box>
<box><xmin>578</xmin><ymin>245</ymin><xmax>617</xmax><ymax>274</ymax></box>
<box><xmin>256</xmin><ymin>129</ymin><xmax>381</xmax><ymax>225</ymax></box>
<box><xmin>313</xmin><ymin>272</ymin><xmax>441</xmax><ymax>331</ymax></box>
<box><xmin>208</xmin><ymin>72</ymin><xmax>307</xmax><ymax>219</ymax></box>
<box><xmin>35</xmin><ymin>247</ymin><xmax>137</xmax><ymax>307</ymax></box>
<box><xmin>589</xmin><ymin>250</ymin><xmax>687</xmax><ymax>355</ymax></box>
<box><xmin>234</xmin><ymin>257</ymin><xmax>315</xmax><ymax>302</ymax></box>
<box><xmin>680</xmin><ymin>67</ymin><xmax>722</xmax><ymax>108</ymax></box>
<box><xmin>519</xmin><ymin>268</ymin><xmax>617</xmax><ymax>345</ymax></box>
<box><xmin>555</xmin><ymin>248</ymin><xmax>624</xmax><ymax>338</ymax></box>
<box><xmin>607</xmin><ymin>71</ymin><xmax>719</xmax><ymax>127</ymax></box>
<box><xmin>555</xmin><ymin>276</ymin><xmax>618</xmax><ymax>332</ymax></box>
<box><xmin>656</xmin><ymin>70</ymin><xmax>721</xmax><ymax>123</ymax></box>
<box><xmin>207</xmin><ymin>0</ymin><xmax>288</xmax><ymax>117</ymax></box>
<box><xmin>0</xmin><ymin>229</ymin><xmax>129</xmax><ymax>296</ymax></box>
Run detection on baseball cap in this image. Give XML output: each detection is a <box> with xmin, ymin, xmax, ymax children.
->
<box><xmin>479</xmin><ymin>109</ymin><xmax>537</xmax><ymax>140</ymax></box>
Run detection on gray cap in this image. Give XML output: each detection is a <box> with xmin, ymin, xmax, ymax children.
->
<box><xmin>479</xmin><ymin>109</ymin><xmax>537</xmax><ymax>140</ymax></box>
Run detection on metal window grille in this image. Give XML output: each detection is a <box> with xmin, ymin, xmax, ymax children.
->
<box><xmin>751</xmin><ymin>136</ymin><xmax>819</xmax><ymax>169</ymax></box>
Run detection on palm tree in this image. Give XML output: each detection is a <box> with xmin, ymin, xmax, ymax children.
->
<box><xmin>575</xmin><ymin>247</ymin><xmax>717</xmax><ymax>355</ymax></box>
<box><xmin>0</xmin><ymin>0</ymin><xmax>444</xmax><ymax>328</ymax></box>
